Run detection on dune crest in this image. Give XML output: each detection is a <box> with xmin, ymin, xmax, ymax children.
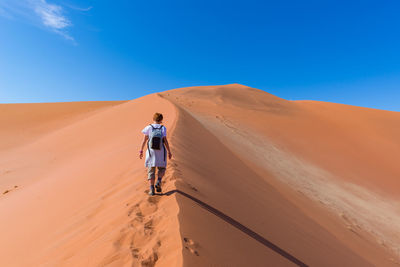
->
<box><xmin>1</xmin><ymin>84</ymin><xmax>399</xmax><ymax>266</ymax></box>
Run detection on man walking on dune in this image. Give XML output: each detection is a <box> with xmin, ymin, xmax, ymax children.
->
<box><xmin>139</xmin><ymin>113</ymin><xmax>172</xmax><ymax>196</ymax></box>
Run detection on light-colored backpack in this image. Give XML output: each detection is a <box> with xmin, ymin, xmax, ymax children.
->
<box><xmin>148</xmin><ymin>124</ymin><xmax>164</xmax><ymax>150</ymax></box>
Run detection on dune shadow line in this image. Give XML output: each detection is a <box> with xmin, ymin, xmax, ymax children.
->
<box><xmin>164</xmin><ymin>189</ymin><xmax>308</xmax><ymax>267</ymax></box>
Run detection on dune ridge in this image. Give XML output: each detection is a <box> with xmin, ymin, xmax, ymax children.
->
<box><xmin>0</xmin><ymin>84</ymin><xmax>399</xmax><ymax>266</ymax></box>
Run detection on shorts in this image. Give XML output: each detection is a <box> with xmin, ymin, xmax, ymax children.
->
<box><xmin>147</xmin><ymin>166</ymin><xmax>166</xmax><ymax>180</ymax></box>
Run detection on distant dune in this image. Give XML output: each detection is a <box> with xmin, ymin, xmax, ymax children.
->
<box><xmin>0</xmin><ymin>84</ymin><xmax>399</xmax><ymax>266</ymax></box>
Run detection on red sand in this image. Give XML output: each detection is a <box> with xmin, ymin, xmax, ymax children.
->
<box><xmin>0</xmin><ymin>84</ymin><xmax>399</xmax><ymax>266</ymax></box>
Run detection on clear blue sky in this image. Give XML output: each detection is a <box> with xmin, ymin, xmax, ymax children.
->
<box><xmin>1</xmin><ymin>0</ymin><xmax>399</xmax><ymax>111</ymax></box>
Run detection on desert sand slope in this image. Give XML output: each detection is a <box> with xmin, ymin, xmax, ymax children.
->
<box><xmin>0</xmin><ymin>95</ymin><xmax>182</xmax><ymax>266</ymax></box>
<box><xmin>161</xmin><ymin>84</ymin><xmax>400</xmax><ymax>267</ymax></box>
<box><xmin>1</xmin><ymin>84</ymin><xmax>399</xmax><ymax>267</ymax></box>
<box><xmin>0</xmin><ymin>101</ymin><xmax>127</xmax><ymax>151</ymax></box>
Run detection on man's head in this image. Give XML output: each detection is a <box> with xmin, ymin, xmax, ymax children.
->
<box><xmin>153</xmin><ymin>112</ymin><xmax>163</xmax><ymax>123</ymax></box>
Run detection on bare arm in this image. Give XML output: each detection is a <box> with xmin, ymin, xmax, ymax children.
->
<box><xmin>163</xmin><ymin>136</ymin><xmax>172</xmax><ymax>159</ymax></box>
<box><xmin>139</xmin><ymin>135</ymin><xmax>149</xmax><ymax>159</ymax></box>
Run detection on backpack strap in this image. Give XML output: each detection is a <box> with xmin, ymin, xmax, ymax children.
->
<box><xmin>147</xmin><ymin>138</ymin><xmax>151</xmax><ymax>157</ymax></box>
<box><xmin>149</xmin><ymin>124</ymin><xmax>164</xmax><ymax>130</ymax></box>
<box><xmin>163</xmin><ymin>142</ymin><xmax>166</xmax><ymax>162</ymax></box>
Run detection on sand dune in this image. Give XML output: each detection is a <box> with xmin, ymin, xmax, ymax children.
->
<box><xmin>0</xmin><ymin>96</ymin><xmax>181</xmax><ymax>266</ymax></box>
<box><xmin>1</xmin><ymin>84</ymin><xmax>399</xmax><ymax>266</ymax></box>
<box><xmin>0</xmin><ymin>101</ymin><xmax>127</xmax><ymax>151</ymax></box>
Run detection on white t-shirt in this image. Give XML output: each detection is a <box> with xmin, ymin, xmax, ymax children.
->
<box><xmin>141</xmin><ymin>123</ymin><xmax>167</xmax><ymax>167</ymax></box>
<box><xmin>141</xmin><ymin>123</ymin><xmax>167</xmax><ymax>137</ymax></box>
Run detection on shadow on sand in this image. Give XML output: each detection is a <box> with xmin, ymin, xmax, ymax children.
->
<box><xmin>162</xmin><ymin>189</ymin><xmax>308</xmax><ymax>267</ymax></box>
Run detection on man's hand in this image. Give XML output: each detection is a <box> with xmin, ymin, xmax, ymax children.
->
<box><xmin>139</xmin><ymin>150</ymin><xmax>143</xmax><ymax>159</ymax></box>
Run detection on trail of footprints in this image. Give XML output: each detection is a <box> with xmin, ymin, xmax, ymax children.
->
<box><xmin>121</xmin><ymin>162</ymin><xmax>200</xmax><ymax>266</ymax></box>
<box><xmin>183</xmin><ymin>237</ymin><xmax>200</xmax><ymax>256</ymax></box>
<box><xmin>126</xmin><ymin>196</ymin><xmax>161</xmax><ymax>267</ymax></box>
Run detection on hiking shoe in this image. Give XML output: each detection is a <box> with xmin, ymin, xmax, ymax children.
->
<box><xmin>148</xmin><ymin>186</ymin><xmax>155</xmax><ymax>196</ymax></box>
<box><xmin>155</xmin><ymin>181</ymin><xmax>162</xmax><ymax>193</ymax></box>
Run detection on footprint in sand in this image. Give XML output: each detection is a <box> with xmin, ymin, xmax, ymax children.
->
<box><xmin>183</xmin><ymin>237</ymin><xmax>200</xmax><ymax>256</ymax></box>
<box><xmin>128</xmin><ymin>198</ymin><xmax>159</xmax><ymax>232</ymax></box>
<box><xmin>128</xmin><ymin>204</ymin><xmax>146</xmax><ymax>227</ymax></box>
<box><xmin>141</xmin><ymin>251</ymin><xmax>159</xmax><ymax>267</ymax></box>
<box><xmin>186</xmin><ymin>183</ymin><xmax>198</xmax><ymax>192</ymax></box>
<box><xmin>144</xmin><ymin>219</ymin><xmax>153</xmax><ymax>235</ymax></box>
<box><xmin>2</xmin><ymin>185</ymin><xmax>19</xmax><ymax>195</ymax></box>
<box><xmin>127</xmin><ymin>203</ymin><xmax>140</xmax><ymax>217</ymax></box>
<box><xmin>130</xmin><ymin>238</ymin><xmax>161</xmax><ymax>265</ymax></box>
<box><xmin>135</xmin><ymin>211</ymin><xmax>144</xmax><ymax>221</ymax></box>
<box><xmin>147</xmin><ymin>196</ymin><xmax>160</xmax><ymax>205</ymax></box>
<box><xmin>129</xmin><ymin>241</ymin><xmax>140</xmax><ymax>259</ymax></box>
